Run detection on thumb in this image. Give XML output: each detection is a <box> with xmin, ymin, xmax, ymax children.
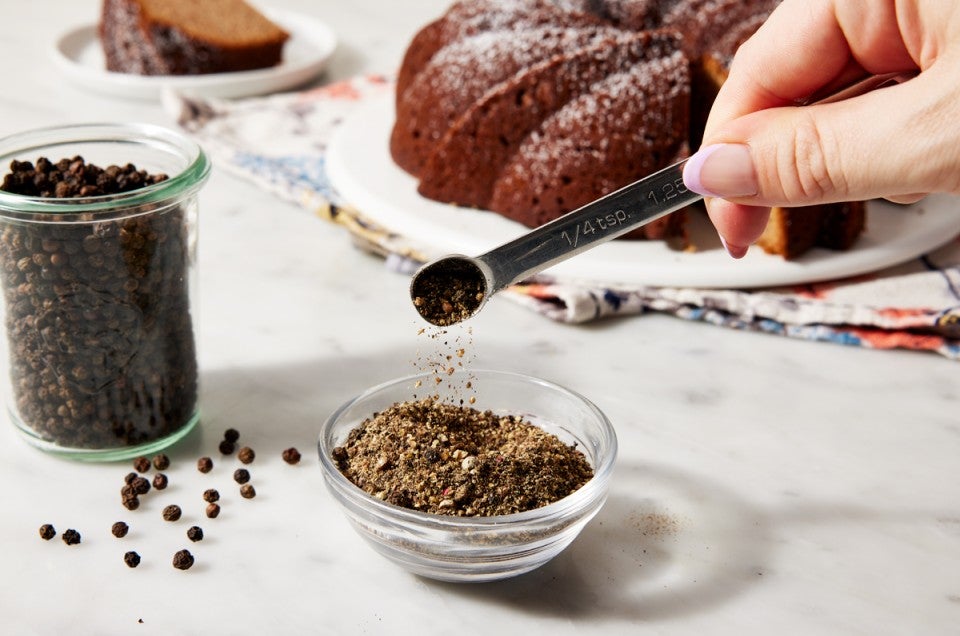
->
<box><xmin>683</xmin><ymin>71</ymin><xmax>960</xmax><ymax>207</ymax></box>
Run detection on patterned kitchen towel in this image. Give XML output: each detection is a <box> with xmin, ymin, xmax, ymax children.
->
<box><xmin>165</xmin><ymin>74</ymin><xmax>960</xmax><ymax>360</ymax></box>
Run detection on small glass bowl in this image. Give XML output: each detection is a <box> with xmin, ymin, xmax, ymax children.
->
<box><xmin>318</xmin><ymin>369</ymin><xmax>617</xmax><ymax>582</ymax></box>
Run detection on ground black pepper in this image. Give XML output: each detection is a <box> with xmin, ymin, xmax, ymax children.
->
<box><xmin>152</xmin><ymin>473</ymin><xmax>168</xmax><ymax>490</ymax></box>
<box><xmin>152</xmin><ymin>454</ymin><xmax>170</xmax><ymax>471</ymax></box>
<box><xmin>233</xmin><ymin>468</ymin><xmax>250</xmax><ymax>484</ymax></box>
<box><xmin>124</xmin><ymin>551</ymin><xmax>141</xmax><ymax>568</ymax></box>
<box><xmin>172</xmin><ymin>549</ymin><xmax>194</xmax><ymax>570</ymax></box>
<box><xmin>39</xmin><ymin>524</ymin><xmax>56</xmax><ymax>540</ymax></box>
<box><xmin>281</xmin><ymin>447</ymin><xmax>301</xmax><ymax>465</ymax></box>
<box><xmin>237</xmin><ymin>447</ymin><xmax>255</xmax><ymax>464</ymax></box>
<box><xmin>62</xmin><ymin>529</ymin><xmax>82</xmax><ymax>545</ymax></box>
<box><xmin>0</xmin><ymin>158</ymin><xmax>197</xmax><ymax>450</ymax></box>
<box><xmin>133</xmin><ymin>457</ymin><xmax>151</xmax><ymax>473</ymax></box>
<box><xmin>196</xmin><ymin>457</ymin><xmax>213</xmax><ymax>473</ymax></box>
<box><xmin>111</xmin><ymin>521</ymin><xmax>129</xmax><ymax>538</ymax></box>
<box><xmin>239</xmin><ymin>484</ymin><xmax>256</xmax><ymax>499</ymax></box>
<box><xmin>333</xmin><ymin>398</ymin><xmax>593</xmax><ymax>517</ymax></box>
<box><xmin>205</xmin><ymin>503</ymin><xmax>220</xmax><ymax>519</ymax></box>
<box><xmin>187</xmin><ymin>526</ymin><xmax>203</xmax><ymax>542</ymax></box>
<box><xmin>410</xmin><ymin>258</ymin><xmax>486</xmax><ymax>326</ymax></box>
<box><xmin>202</xmin><ymin>489</ymin><xmax>219</xmax><ymax>503</ymax></box>
<box><xmin>162</xmin><ymin>505</ymin><xmax>182</xmax><ymax>522</ymax></box>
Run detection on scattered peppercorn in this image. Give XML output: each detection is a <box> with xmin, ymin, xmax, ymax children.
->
<box><xmin>152</xmin><ymin>454</ymin><xmax>170</xmax><ymax>471</ymax></box>
<box><xmin>187</xmin><ymin>526</ymin><xmax>204</xmax><ymax>542</ymax></box>
<box><xmin>122</xmin><ymin>496</ymin><xmax>140</xmax><ymax>511</ymax></box>
<box><xmin>133</xmin><ymin>456</ymin><xmax>151</xmax><ymax>473</ymax></box>
<box><xmin>237</xmin><ymin>447</ymin><xmax>255</xmax><ymax>464</ymax></box>
<box><xmin>281</xmin><ymin>447</ymin><xmax>301</xmax><ymax>465</ymax></box>
<box><xmin>124</xmin><ymin>472</ymin><xmax>138</xmax><ymax>485</ymax></box>
<box><xmin>218</xmin><ymin>440</ymin><xmax>235</xmax><ymax>455</ymax></box>
<box><xmin>162</xmin><ymin>505</ymin><xmax>182</xmax><ymax>522</ymax></box>
<box><xmin>111</xmin><ymin>521</ymin><xmax>129</xmax><ymax>538</ymax></box>
<box><xmin>172</xmin><ymin>549</ymin><xmax>194</xmax><ymax>570</ymax></box>
<box><xmin>240</xmin><ymin>484</ymin><xmax>256</xmax><ymax>499</ymax></box>
<box><xmin>152</xmin><ymin>473</ymin><xmax>168</xmax><ymax>490</ymax></box>
<box><xmin>121</xmin><ymin>483</ymin><xmax>137</xmax><ymax>499</ymax></box>
<box><xmin>233</xmin><ymin>468</ymin><xmax>250</xmax><ymax>484</ymax></box>
<box><xmin>131</xmin><ymin>476</ymin><xmax>151</xmax><ymax>496</ymax></box>
<box><xmin>39</xmin><ymin>524</ymin><xmax>56</xmax><ymax>540</ymax></box>
<box><xmin>62</xmin><ymin>529</ymin><xmax>81</xmax><ymax>545</ymax></box>
<box><xmin>202</xmin><ymin>489</ymin><xmax>219</xmax><ymax>503</ymax></box>
<box><xmin>224</xmin><ymin>428</ymin><xmax>240</xmax><ymax>444</ymax></box>
<box><xmin>205</xmin><ymin>503</ymin><xmax>220</xmax><ymax>519</ymax></box>
<box><xmin>197</xmin><ymin>457</ymin><xmax>213</xmax><ymax>473</ymax></box>
<box><xmin>124</xmin><ymin>551</ymin><xmax>141</xmax><ymax>568</ymax></box>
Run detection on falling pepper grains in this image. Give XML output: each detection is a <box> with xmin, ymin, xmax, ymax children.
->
<box><xmin>152</xmin><ymin>454</ymin><xmax>170</xmax><ymax>471</ymax></box>
<box><xmin>187</xmin><ymin>526</ymin><xmax>204</xmax><ymax>542</ymax></box>
<box><xmin>233</xmin><ymin>468</ymin><xmax>250</xmax><ymax>484</ymax></box>
<box><xmin>62</xmin><ymin>529</ymin><xmax>82</xmax><ymax>545</ymax></box>
<box><xmin>202</xmin><ymin>489</ymin><xmax>219</xmax><ymax>503</ymax></box>
<box><xmin>172</xmin><ymin>549</ymin><xmax>194</xmax><ymax>570</ymax></box>
<box><xmin>133</xmin><ymin>457</ymin><xmax>151</xmax><ymax>473</ymax></box>
<box><xmin>162</xmin><ymin>505</ymin><xmax>182</xmax><ymax>522</ymax></box>
<box><xmin>205</xmin><ymin>503</ymin><xmax>220</xmax><ymax>519</ymax></box>
<box><xmin>152</xmin><ymin>473</ymin><xmax>168</xmax><ymax>490</ymax></box>
<box><xmin>239</xmin><ymin>484</ymin><xmax>256</xmax><ymax>499</ymax></box>
<box><xmin>39</xmin><ymin>524</ymin><xmax>56</xmax><ymax>540</ymax></box>
<box><xmin>196</xmin><ymin>457</ymin><xmax>213</xmax><ymax>473</ymax></box>
<box><xmin>281</xmin><ymin>447</ymin><xmax>301</xmax><ymax>465</ymax></box>
<box><xmin>237</xmin><ymin>447</ymin><xmax>255</xmax><ymax>465</ymax></box>
<box><xmin>124</xmin><ymin>551</ymin><xmax>141</xmax><ymax>568</ymax></box>
<box><xmin>111</xmin><ymin>522</ymin><xmax>129</xmax><ymax>538</ymax></box>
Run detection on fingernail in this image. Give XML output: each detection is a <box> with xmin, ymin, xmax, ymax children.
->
<box><xmin>719</xmin><ymin>235</ymin><xmax>749</xmax><ymax>259</ymax></box>
<box><xmin>683</xmin><ymin>144</ymin><xmax>759</xmax><ymax>198</ymax></box>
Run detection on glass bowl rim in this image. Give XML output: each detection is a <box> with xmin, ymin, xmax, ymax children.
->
<box><xmin>318</xmin><ymin>368</ymin><xmax>618</xmax><ymax>530</ymax></box>
<box><xmin>0</xmin><ymin>122</ymin><xmax>210</xmax><ymax>217</ymax></box>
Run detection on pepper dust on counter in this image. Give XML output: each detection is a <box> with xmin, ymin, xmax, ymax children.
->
<box><xmin>332</xmin><ymin>398</ymin><xmax>593</xmax><ymax>517</ymax></box>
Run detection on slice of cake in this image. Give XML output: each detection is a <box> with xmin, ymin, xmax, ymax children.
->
<box><xmin>99</xmin><ymin>0</ymin><xmax>289</xmax><ymax>76</ymax></box>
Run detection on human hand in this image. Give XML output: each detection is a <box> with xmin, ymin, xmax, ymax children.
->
<box><xmin>681</xmin><ymin>0</ymin><xmax>960</xmax><ymax>258</ymax></box>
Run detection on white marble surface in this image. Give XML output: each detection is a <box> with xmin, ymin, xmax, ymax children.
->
<box><xmin>1</xmin><ymin>1</ymin><xmax>959</xmax><ymax>634</ymax></box>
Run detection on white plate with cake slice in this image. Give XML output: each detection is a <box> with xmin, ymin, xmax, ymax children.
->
<box><xmin>327</xmin><ymin>94</ymin><xmax>960</xmax><ymax>289</ymax></box>
<box><xmin>50</xmin><ymin>7</ymin><xmax>336</xmax><ymax>101</ymax></box>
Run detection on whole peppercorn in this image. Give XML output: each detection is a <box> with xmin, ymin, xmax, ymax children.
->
<box><xmin>233</xmin><ymin>468</ymin><xmax>250</xmax><ymax>484</ymax></box>
<box><xmin>162</xmin><ymin>505</ymin><xmax>182</xmax><ymax>522</ymax></box>
<box><xmin>205</xmin><ymin>503</ymin><xmax>220</xmax><ymax>519</ymax></box>
<box><xmin>202</xmin><ymin>489</ymin><xmax>219</xmax><ymax>503</ymax></box>
<box><xmin>39</xmin><ymin>524</ymin><xmax>56</xmax><ymax>540</ymax></box>
<box><xmin>172</xmin><ymin>549</ymin><xmax>194</xmax><ymax>570</ymax></box>
<box><xmin>124</xmin><ymin>551</ymin><xmax>141</xmax><ymax>568</ymax></box>
<box><xmin>281</xmin><ymin>447</ymin><xmax>302</xmax><ymax>465</ymax></box>
<box><xmin>152</xmin><ymin>473</ymin><xmax>168</xmax><ymax>490</ymax></box>
<box><xmin>121</xmin><ymin>483</ymin><xmax>137</xmax><ymax>499</ymax></box>
<box><xmin>223</xmin><ymin>428</ymin><xmax>240</xmax><ymax>444</ymax></box>
<box><xmin>111</xmin><ymin>521</ymin><xmax>129</xmax><ymax>538</ymax></box>
<box><xmin>133</xmin><ymin>457</ymin><xmax>151</xmax><ymax>473</ymax></box>
<box><xmin>62</xmin><ymin>529</ymin><xmax>82</xmax><ymax>545</ymax></box>
<box><xmin>187</xmin><ymin>526</ymin><xmax>204</xmax><ymax>542</ymax></box>
<box><xmin>218</xmin><ymin>439</ymin><xmax>235</xmax><ymax>455</ymax></box>
<box><xmin>240</xmin><ymin>484</ymin><xmax>256</xmax><ymax>499</ymax></box>
<box><xmin>131</xmin><ymin>476</ymin><xmax>151</xmax><ymax>495</ymax></box>
<box><xmin>122</xmin><ymin>496</ymin><xmax>140</xmax><ymax>511</ymax></box>
<box><xmin>152</xmin><ymin>454</ymin><xmax>170</xmax><ymax>471</ymax></box>
<box><xmin>123</xmin><ymin>472</ymin><xmax>138</xmax><ymax>485</ymax></box>
<box><xmin>196</xmin><ymin>457</ymin><xmax>213</xmax><ymax>473</ymax></box>
<box><xmin>237</xmin><ymin>447</ymin><xmax>255</xmax><ymax>465</ymax></box>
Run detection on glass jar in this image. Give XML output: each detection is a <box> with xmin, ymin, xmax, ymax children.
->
<box><xmin>0</xmin><ymin>123</ymin><xmax>209</xmax><ymax>460</ymax></box>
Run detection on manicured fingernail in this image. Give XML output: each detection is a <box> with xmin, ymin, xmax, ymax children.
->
<box><xmin>719</xmin><ymin>235</ymin><xmax>749</xmax><ymax>259</ymax></box>
<box><xmin>683</xmin><ymin>144</ymin><xmax>759</xmax><ymax>198</ymax></box>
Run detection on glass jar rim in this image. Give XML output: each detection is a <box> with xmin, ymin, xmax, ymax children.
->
<box><xmin>0</xmin><ymin>122</ymin><xmax>210</xmax><ymax>217</ymax></box>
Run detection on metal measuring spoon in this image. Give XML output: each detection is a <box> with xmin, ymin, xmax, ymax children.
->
<box><xmin>409</xmin><ymin>72</ymin><xmax>914</xmax><ymax>326</ymax></box>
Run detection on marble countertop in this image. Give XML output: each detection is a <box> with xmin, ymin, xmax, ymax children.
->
<box><xmin>1</xmin><ymin>1</ymin><xmax>958</xmax><ymax>634</ymax></box>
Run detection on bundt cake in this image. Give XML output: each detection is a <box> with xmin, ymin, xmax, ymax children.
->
<box><xmin>391</xmin><ymin>0</ymin><xmax>867</xmax><ymax>259</ymax></box>
<box><xmin>99</xmin><ymin>0</ymin><xmax>289</xmax><ymax>75</ymax></box>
